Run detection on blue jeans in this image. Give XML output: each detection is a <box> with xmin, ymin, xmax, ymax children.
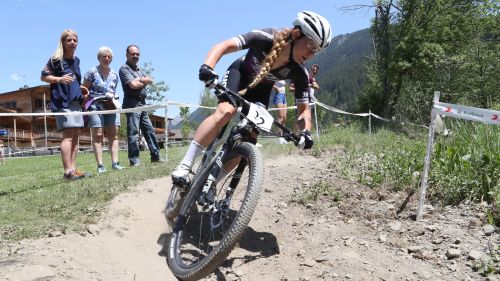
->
<box><xmin>126</xmin><ymin>111</ymin><xmax>160</xmax><ymax>164</ymax></box>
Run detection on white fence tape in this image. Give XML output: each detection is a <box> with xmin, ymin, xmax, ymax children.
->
<box><xmin>0</xmin><ymin>97</ymin><xmax>398</xmax><ymax>125</ymax></box>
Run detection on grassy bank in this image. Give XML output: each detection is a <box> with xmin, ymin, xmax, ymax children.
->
<box><xmin>312</xmin><ymin>121</ymin><xmax>499</xmax><ymax>224</ymax></box>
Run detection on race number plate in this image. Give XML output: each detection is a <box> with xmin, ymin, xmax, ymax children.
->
<box><xmin>247</xmin><ymin>103</ymin><xmax>274</xmax><ymax>132</ymax></box>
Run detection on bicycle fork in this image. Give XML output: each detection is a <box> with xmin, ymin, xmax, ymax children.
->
<box><xmin>198</xmin><ymin>149</ymin><xmax>248</xmax><ymax>230</ymax></box>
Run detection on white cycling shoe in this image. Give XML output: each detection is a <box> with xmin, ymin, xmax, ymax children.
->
<box><xmin>171</xmin><ymin>164</ymin><xmax>191</xmax><ymax>186</ymax></box>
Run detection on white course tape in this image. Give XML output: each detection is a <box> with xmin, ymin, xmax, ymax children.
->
<box><xmin>435</xmin><ymin>102</ymin><xmax>500</xmax><ymax>126</ymax></box>
<box><xmin>0</xmin><ymin>104</ymin><xmax>165</xmax><ymax>117</ymax></box>
<box><xmin>370</xmin><ymin>112</ymin><xmax>391</xmax><ymax>122</ymax></box>
<box><xmin>167</xmin><ymin>101</ymin><xmax>217</xmax><ymax>110</ymax></box>
<box><xmin>315</xmin><ymin>101</ymin><xmax>370</xmax><ymax>117</ymax></box>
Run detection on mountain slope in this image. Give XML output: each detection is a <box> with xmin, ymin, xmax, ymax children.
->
<box><xmin>309</xmin><ymin>28</ymin><xmax>373</xmax><ymax>111</ymax></box>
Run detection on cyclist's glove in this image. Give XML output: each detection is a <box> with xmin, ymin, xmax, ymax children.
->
<box><xmin>297</xmin><ymin>129</ymin><xmax>314</xmax><ymax>150</ymax></box>
<box><xmin>199</xmin><ymin>64</ymin><xmax>219</xmax><ymax>89</ymax></box>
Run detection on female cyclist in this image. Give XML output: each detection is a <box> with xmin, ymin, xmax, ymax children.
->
<box><xmin>172</xmin><ymin>11</ymin><xmax>332</xmax><ymax>184</ymax></box>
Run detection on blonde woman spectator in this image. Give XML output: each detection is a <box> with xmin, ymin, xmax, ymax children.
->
<box><xmin>41</xmin><ymin>29</ymin><xmax>91</xmax><ymax>180</ymax></box>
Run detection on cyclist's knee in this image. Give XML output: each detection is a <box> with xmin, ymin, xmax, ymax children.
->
<box><xmin>214</xmin><ymin>104</ymin><xmax>236</xmax><ymax>124</ymax></box>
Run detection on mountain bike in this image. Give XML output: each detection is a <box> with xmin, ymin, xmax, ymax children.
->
<box><xmin>165</xmin><ymin>82</ymin><xmax>300</xmax><ymax>280</ymax></box>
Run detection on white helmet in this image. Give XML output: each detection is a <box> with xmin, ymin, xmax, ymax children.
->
<box><xmin>293</xmin><ymin>11</ymin><xmax>332</xmax><ymax>49</ymax></box>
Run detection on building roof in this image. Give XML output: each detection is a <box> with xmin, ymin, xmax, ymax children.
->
<box><xmin>0</xmin><ymin>85</ymin><xmax>49</xmax><ymax>97</ymax></box>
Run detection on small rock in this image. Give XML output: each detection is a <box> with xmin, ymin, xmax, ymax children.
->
<box><xmin>424</xmin><ymin>224</ymin><xmax>439</xmax><ymax>232</ymax></box>
<box><xmin>424</xmin><ymin>204</ymin><xmax>434</xmax><ymax>213</ymax></box>
<box><xmin>408</xmin><ymin>246</ymin><xmax>424</xmax><ymax>254</ymax></box>
<box><xmin>482</xmin><ymin>224</ymin><xmax>496</xmax><ymax>236</ymax></box>
<box><xmin>344</xmin><ymin>237</ymin><xmax>354</xmax><ymax>246</ymax></box>
<box><xmin>432</xmin><ymin>238</ymin><xmax>443</xmax><ymax>244</ymax></box>
<box><xmin>314</xmin><ymin>256</ymin><xmax>328</xmax><ymax>263</ymax></box>
<box><xmin>446</xmin><ymin>248</ymin><xmax>461</xmax><ymax>259</ymax></box>
<box><xmin>388</xmin><ymin>221</ymin><xmax>402</xmax><ymax>232</ymax></box>
<box><xmin>48</xmin><ymin>231</ymin><xmax>63</xmax><ymax>237</ymax></box>
<box><xmin>467</xmin><ymin>250</ymin><xmax>482</xmax><ymax>260</ymax></box>
<box><xmin>86</xmin><ymin>225</ymin><xmax>100</xmax><ymax>235</ymax></box>
<box><xmin>379</xmin><ymin>234</ymin><xmax>387</xmax><ymax>243</ymax></box>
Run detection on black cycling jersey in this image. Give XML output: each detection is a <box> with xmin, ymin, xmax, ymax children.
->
<box><xmin>221</xmin><ymin>28</ymin><xmax>311</xmax><ymax>107</ymax></box>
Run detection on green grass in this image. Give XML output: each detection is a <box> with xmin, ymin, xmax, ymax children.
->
<box><xmin>290</xmin><ymin>180</ymin><xmax>342</xmax><ymax>205</ymax></box>
<box><xmin>0</xmin><ymin>147</ymin><xmax>185</xmax><ymax>240</ymax></box>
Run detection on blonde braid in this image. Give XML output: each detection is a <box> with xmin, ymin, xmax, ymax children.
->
<box><xmin>239</xmin><ymin>28</ymin><xmax>292</xmax><ymax>95</ymax></box>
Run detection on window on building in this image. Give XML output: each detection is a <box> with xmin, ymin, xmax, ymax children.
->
<box><xmin>0</xmin><ymin>100</ymin><xmax>17</xmax><ymax>109</ymax></box>
<box><xmin>34</xmin><ymin>98</ymin><xmax>45</xmax><ymax>109</ymax></box>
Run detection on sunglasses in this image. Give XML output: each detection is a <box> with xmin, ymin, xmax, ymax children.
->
<box><xmin>305</xmin><ymin>38</ymin><xmax>320</xmax><ymax>54</ymax></box>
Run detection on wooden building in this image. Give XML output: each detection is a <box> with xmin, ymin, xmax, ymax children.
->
<box><xmin>0</xmin><ymin>85</ymin><xmax>172</xmax><ymax>150</ymax></box>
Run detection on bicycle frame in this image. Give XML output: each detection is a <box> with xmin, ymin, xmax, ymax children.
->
<box><xmin>186</xmin><ymin>83</ymin><xmax>300</xmax><ymax>215</ymax></box>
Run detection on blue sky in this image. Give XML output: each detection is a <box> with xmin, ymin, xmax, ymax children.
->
<box><xmin>0</xmin><ymin>0</ymin><xmax>374</xmax><ymax>117</ymax></box>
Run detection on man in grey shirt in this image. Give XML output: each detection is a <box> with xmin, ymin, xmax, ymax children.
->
<box><xmin>119</xmin><ymin>45</ymin><xmax>162</xmax><ymax>166</ymax></box>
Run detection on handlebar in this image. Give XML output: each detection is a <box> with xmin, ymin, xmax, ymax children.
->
<box><xmin>213</xmin><ymin>83</ymin><xmax>300</xmax><ymax>145</ymax></box>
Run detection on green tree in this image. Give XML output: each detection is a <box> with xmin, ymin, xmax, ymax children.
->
<box><xmin>199</xmin><ymin>88</ymin><xmax>218</xmax><ymax>117</ymax></box>
<box><xmin>142</xmin><ymin>61</ymin><xmax>169</xmax><ymax>104</ymax></box>
<box><xmin>360</xmin><ymin>0</ymin><xmax>499</xmax><ymax>123</ymax></box>
<box><xmin>180</xmin><ymin>106</ymin><xmax>191</xmax><ymax>140</ymax></box>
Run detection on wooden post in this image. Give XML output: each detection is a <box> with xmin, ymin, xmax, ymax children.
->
<box><xmin>368</xmin><ymin>109</ymin><xmax>372</xmax><ymax>135</ymax></box>
<box><xmin>13</xmin><ymin>118</ymin><xmax>17</xmax><ymax>147</ymax></box>
<box><xmin>416</xmin><ymin>91</ymin><xmax>440</xmax><ymax>221</ymax></box>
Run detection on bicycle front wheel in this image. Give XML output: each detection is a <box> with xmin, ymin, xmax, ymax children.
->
<box><xmin>167</xmin><ymin>142</ymin><xmax>264</xmax><ymax>280</ymax></box>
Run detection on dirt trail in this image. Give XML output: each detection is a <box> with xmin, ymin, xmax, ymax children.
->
<box><xmin>0</xmin><ymin>150</ymin><xmax>498</xmax><ymax>281</ymax></box>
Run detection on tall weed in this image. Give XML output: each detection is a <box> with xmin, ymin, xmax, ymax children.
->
<box><xmin>430</xmin><ymin>120</ymin><xmax>499</xmax><ymax>217</ymax></box>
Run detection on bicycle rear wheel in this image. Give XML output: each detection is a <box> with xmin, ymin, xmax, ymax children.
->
<box><xmin>167</xmin><ymin>142</ymin><xmax>264</xmax><ymax>280</ymax></box>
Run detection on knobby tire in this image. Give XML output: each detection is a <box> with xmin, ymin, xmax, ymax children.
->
<box><xmin>167</xmin><ymin>142</ymin><xmax>264</xmax><ymax>280</ymax></box>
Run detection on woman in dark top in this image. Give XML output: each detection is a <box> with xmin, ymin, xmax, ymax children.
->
<box><xmin>41</xmin><ymin>29</ymin><xmax>91</xmax><ymax>180</ymax></box>
<box><xmin>172</xmin><ymin>11</ymin><xmax>332</xmax><ymax>183</ymax></box>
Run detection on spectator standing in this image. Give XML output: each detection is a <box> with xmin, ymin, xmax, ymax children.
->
<box><xmin>119</xmin><ymin>45</ymin><xmax>162</xmax><ymax>166</ymax></box>
<box><xmin>272</xmin><ymin>80</ymin><xmax>288</xmax><ymax>144</ymax></box>
<box><xmin>41</xmin><ymin>29</ymin><xmax>91</xmax><ymax>180</ymax></box>
<box><xmin>83</xmin><ymin>46</ymin><xmax>124</xmax><ymax>174</ymax></box>
<box><xmin>308</xmin><ymin>63</ymin><xmax>319</xmax><ymax>101</ymax></box>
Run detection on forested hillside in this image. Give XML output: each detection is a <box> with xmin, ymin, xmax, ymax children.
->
<box><xmin>309</xmin><ymin>28</ymin><xmax>373</xmax><ymax>112</ymax></box>
<box><xmin>358</xmin><ymin>0</ymin><xmax>499</xmax><ymax>124</ymax></box>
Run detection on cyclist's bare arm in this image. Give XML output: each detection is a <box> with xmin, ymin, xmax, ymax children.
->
<box><xmin>204</xmin><ymin>38</ymin><xmax>240</xmax><ymax>69</ymax></box>
<box><xmin>296</xmin><ymin>102</ymin><xmax>312</xmax><ymax>131</ymax></box>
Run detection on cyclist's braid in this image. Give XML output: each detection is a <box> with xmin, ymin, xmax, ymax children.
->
<box><xmin>239</xmin><ymin>28</ymin><xmax>292</xmax><ymax>95</ymax></box>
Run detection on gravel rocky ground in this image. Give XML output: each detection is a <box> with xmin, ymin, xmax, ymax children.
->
<box><xmin>0</xmin><ymin>148</ymin><xmax>498</xmax><ymax>281</ymax></box>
